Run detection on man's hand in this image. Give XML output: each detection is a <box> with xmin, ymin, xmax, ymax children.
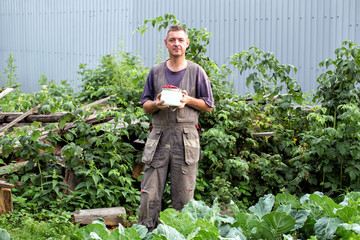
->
<box><xmin>177</xmin><ymin>90</ymin><xmax>188</xmax><ymax>109</ymax></box>
<box><xmin>179</xmin><ymin>90</ymin><xmax>213</xmax><ymax>112</ymax></box>
<box><xmin>155</xmin><ymin>93</ymin><xmax>170</xmax><ymax>110</ymax></box>
<box><xmin>143</xmin><ymin>93</ymin><xmax>169</xmax><ymax>113</ymax></box>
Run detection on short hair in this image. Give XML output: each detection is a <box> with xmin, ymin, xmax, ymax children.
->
<box><xmin>166</xmin><ymin>25</ymin><xmax>188</xmax><ymax>39</ymax></box>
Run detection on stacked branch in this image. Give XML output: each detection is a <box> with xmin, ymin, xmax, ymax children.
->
<box><xmin>0</xmin><ymin>96</ymin><xmax>133</xmax><ymax>223</ymax></box>
<box><xmin>0</xmin><ymin>96</ymin><xmax>116</xmax><ymax>177</ymax></box>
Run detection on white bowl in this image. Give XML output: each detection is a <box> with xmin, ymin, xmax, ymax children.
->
<box><xmin>161</xmin><ymin>88</ymin><xmax>183</xmax><ymax>106</ymax></box>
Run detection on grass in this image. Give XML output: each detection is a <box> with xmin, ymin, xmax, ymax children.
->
<box><xmin>0</xmin><ymin>210</ymin><xmax>80</xmax><ymax>240</ymax></box>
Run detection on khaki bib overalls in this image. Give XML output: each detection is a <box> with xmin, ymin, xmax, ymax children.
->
<box><xmin>138</xmin><ymin>61</ymin><xmax>201</xmax><ymax>230</ymax></box>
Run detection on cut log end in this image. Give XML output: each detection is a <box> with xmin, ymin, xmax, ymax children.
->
<box><xmin>0</xmin><ymin>188</ymin><xmax>13</xmax><ymax>215</ymax></box>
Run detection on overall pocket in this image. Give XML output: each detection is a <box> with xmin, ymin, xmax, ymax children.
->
<box><xmin>142</xmin><ymin>128</ymin><xmax>162</xmax><ymax>164</ymax></box>
<box><xmin>183</xmin><ymin>127</ymin><xmax>200</xmax><ymax>165</ymax></box>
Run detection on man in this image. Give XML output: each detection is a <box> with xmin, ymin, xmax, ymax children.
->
<box><xmin>138</xmin><ymin>24</ymin><xmax>214</xmax><ymax>231</ymax></box>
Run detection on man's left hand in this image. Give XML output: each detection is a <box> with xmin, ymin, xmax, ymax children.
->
<box><xmin>178</xmin><ymin>90</ymin><xmax>189</xmax><ymax>108</ymax></box>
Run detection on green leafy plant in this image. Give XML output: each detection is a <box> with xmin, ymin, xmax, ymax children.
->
<box><xmin>0</xmin><ymin>207</ymin><xmax>78</xmax><ymax>240</ymax></box>
<box><xmin>315</xmin><ymin>41</ymin><xmax>360</xmax><ymax>116</ymax></box>
<box><xmin>0</xmin><ymin>74</ymin><xmax>78</xmax><ymax>114</ymax></box>
<box><xmin>2</xmin><ymin>14</ymin><xmax>360</xmax><ymax>238</ymax></box>
<box><xmin>77</xmin><ymin>49</ymin><xmax>148</xmax><ymax>105</ymax></box>
<box><xmin>1</xmin><ymin>52</ymin><xmax>18</xmax><ymax>87</ymax></box>
<box><xmin>292</xmin><ymin>42</ymin><xmax>360</xmax><ymax>195</ymax></box>
<box><xmin>295</xmin><ymin>104</ymin><xmax>360</xmax><ymax>194</ymax></box>
<box><xmin>70</xmin><ymin>192</ymin><xmax>360</xmax><ymax>239</ymax></box>
<box><xmin>135</xmin><ymin>13</ymin><xmax>219</xmax><ymax>77</ymax></box>
<box><xmin>229</xmin><ymin>47</ymin><xmax>303</xmax><ymax>104</ymax></box>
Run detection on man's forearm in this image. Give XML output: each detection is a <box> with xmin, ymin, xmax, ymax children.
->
<box><xmin>185</xmin><ymin>96</ymin><xmax>213</xmax><ymax>112</ymax></box>
<box><xmin>143</xmin><ymin>100</ymin><xmax>159</xmax><ymax>113</ymax></box>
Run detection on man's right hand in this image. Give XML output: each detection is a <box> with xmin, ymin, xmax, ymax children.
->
<box><xmin>143</xmin><ymin>93</ymin><xmax>169</xmax><ymax>113</ymax></box>
<box><xmin>155</xmin><ymin>93</ymin><xmax>170</xmax><ymax>110</ymax></box>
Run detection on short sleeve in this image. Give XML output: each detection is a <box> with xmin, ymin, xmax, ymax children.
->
<box><xmin>196</xmin><ymin>67</ymin><xmax>214</xmax><ymax>108</ymax></box>
<box><xmin>140</xmin><ymin>68</ymin><xmax>155</xmax><ymax>105</ymax></box>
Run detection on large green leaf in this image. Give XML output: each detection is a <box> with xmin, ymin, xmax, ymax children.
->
<box><xmin>185</xmin><ymin>218</ymin><xmax>222</xmax><ymax>239</ymax></box>
<box><xmin>130</xmin><ymin>224</ymin><xmax>148</xmax><ymax>239</ymax></box>
<box><xmin>340</xmin><ymin>192</ymin><xmax>360</xmax><ymax>209</ymax></box>
<box><xmin>275</xmin><ymin>194</ymin><xmax>301</xmax><ymax>209</ymax></box>
<box><xmin>191</xmin><ymin>229</ymin><xmax>220</xmax><ymax>240</ymax></box>
<box><xmin>221</xmin><ymin>227</ymin><xmax>247</xmax><ymax>240</ymax></box>
<box><xmin>339</xmin><ymin>223</ymin><xmax>360</xmax><ymax>234</ymax></box>
<box><xmin>289</xmin><ymin>210</ymin><xmax>310</xmax><ymax>230</ymax></box>
<box><xmin>249</xmin><ymin>194</ymin><xmax>275</xmax><ymax>219</ymax></box>
<box><xmin>116</xmin><ymin>224</ymin><xmax>143</xmax><ymax>240</ymax></box>
<box><xmin>182</xmin><ymin>199</ymin><xmax>222</xmax><ymax>226</ymax></box>
<box><xmin>193</xmin><ymin>218</ymin><xmax>219</xmax><ymax>234</ymax></box>
<box><xmin>277</xmin><ymin>205</ymin><xmax>310</xmax><ymax>231</ymax></box>
<box><xmin>314</xmin><ymin>217</ymin><xmax>342</xmax><ymax>240</ymax></box>
<box><xmin>182</xmin><ymin>199</ymin><xmax>214</xmax><ymax>221</ymax></box>
<box><xmin>335</xmin><ymin>205</ymin><xmax>358</xmax><ymax>223</ymax></box>
<box><xmin>258</xmin><ymin>212</ymin><xmax>296</xmax><ymax>239</ymax></box>
<box><xmin>149</xmin><ymin>235</ymin><xmax>167</xmax><ymax>240</ymax></box>
<box><xmin>73</xmin><ymin>223</ymin><xmax>110</xmax><ymax>240</ymax></box>
<box><xmin>0</xmin><ymin>229</ymin><xmax>12</xmax><ymax>240</ymax></box>
<box><xmin>159</xmin><ymin>208</ymin><xmax>195</xmax><ymax>237</ymax></box>
<box><xmin>310</xmin><ymin>194</ymin><xmax>342</xmax><ymax>218</ymax></box>
<box><xmin>231</xmin><ymin>203</ymin><xmax>259</xmax><ymax>237</ymax></box>
<box><xmin>300</xmin><ymin>193</ymin><xmax>326</xmax><ymax>220</ymax></box>
<box><xmin>151</xmin><ymin>224</ymin><xmax>186</xmax><ymax>240</ymax></box>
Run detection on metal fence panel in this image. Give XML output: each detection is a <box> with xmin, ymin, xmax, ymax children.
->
<box><xmin>0</xmin><ymin>0</ymin><xmax>359</xmax><ymax>94</ymax></box>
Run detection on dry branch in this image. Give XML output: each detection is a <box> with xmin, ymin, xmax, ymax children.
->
<box><xmin>0</xmin><ymin>112</ymin><xmax>66</xmax><ymax>123</ymax></box>
<box><xmin>82</xmin><ymin>96</ymin><xmax>112</xmax><ymax>111</ymax></box>
<box><xmin>0</xmin><ymin>88</ymin><xmax>14</xmax><ymax>100</ymax></box>
<box><xmin>0</xmin><ymin>161</ymin><xmax>28</xmax><ymax>176</ymax></box>
<box><xmin>0</xmin><ymin>104</ymin><xmax>41</xmax><ymax>133</ymax></box>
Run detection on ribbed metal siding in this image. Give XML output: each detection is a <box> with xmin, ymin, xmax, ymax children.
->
<box><xmin>0</xmin><ymin>0</ymin><xmax>359</xmax><ymax>94</ymax></box>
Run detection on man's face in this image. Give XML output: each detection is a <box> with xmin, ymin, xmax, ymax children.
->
<box><xmin>164</xmin><ymin>30</ymin><xmax>189</xmax><ymax>58</ymax></box>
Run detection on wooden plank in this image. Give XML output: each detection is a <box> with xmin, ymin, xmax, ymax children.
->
<box><xmin>0</xmin><ymin>84</ymin><xmax>19</xmax><ymax>92</ymax></box>
<box><xmin>0</xmin><ymin>104</ymin><xmax>41</xmax><ymax>133</ymax></box>
<box><xmin>82</xmin><ymin>96</ymin><xmax>111</xmax><ymax>111</ymax></box>
<box><xmin>63</xmin><ymin>105</ymin><xmax>116</xmax><ymax>131</ymax></box>
<box><xmin>0</xmin><ymin>112</ymin><xmax>66</xmax><ymax>117</ymax></box>
<box><xmin>293</xmin><ymin>105</ymin><xmax>321</xmax><ymax>112</ymax></box>
<box><xmin>0</xmin><ymin>88</ymin><xmax>14</xmax><ymax>100</ymax></box>
<box><xmin>0</xmin><ymin>161</ymin><xmax>28</xmax><ymax>176</ymax></box>
<box><xmin>0</xmin><ymin>188</ymin><xmax>13</xmax><ymax>214</ymax></box>
<box><xmin>0</xmin><ymin>113</ymin><xmax>65</xmax><ymax>123</ymax></box>
<box><xmin>0</xmin><ymin>122</ymin><xmax>49</xmax><ymax>129</ymax></box>
<box><xmin>72</xmin><ymin>207</ymin><xmax>126</xmax><ymax>226</ymax></box>
<box><xmin>252</xmin><ymin>132</ymin><xmax>276</xmax><ymax>137</ymax></box>
<box><xmin>0</xmin><ymin>180</ymin><xmax>14</xmax><ymax>188</ymax></box>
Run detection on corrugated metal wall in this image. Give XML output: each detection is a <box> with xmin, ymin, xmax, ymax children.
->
<box><xmin>0</xmin><ymin>0</ymin><xmax>359</xmax><ymax>94</ymax></box>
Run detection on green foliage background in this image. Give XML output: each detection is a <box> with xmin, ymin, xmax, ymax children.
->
<box><xmin>1</xmin><ymin>14</ymin><xmax>360</xmax><ymax>239</ymax></box>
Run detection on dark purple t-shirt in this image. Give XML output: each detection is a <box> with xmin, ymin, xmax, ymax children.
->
<box><xmin>140</xmin><ymin>62</ymin><xmax>214</xmax><ymax>108</ymax></box>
